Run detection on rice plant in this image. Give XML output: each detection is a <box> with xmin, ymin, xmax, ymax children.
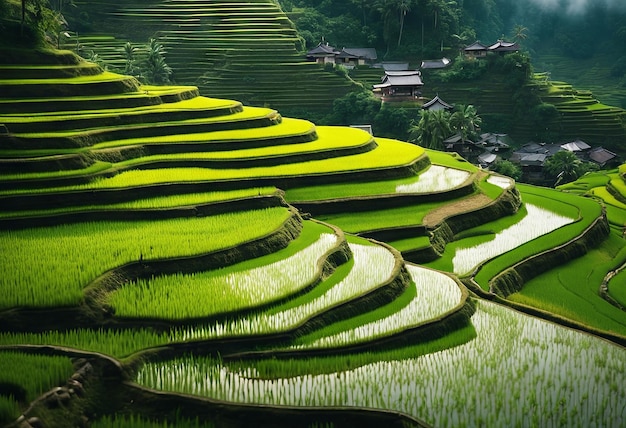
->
<box><xmin>294</xmin><ymin>264</ymin><xmax>461</xmax><ymax>348</ymax></box>
<box><xmin>0</xmin><ymin>188</ymin><xmax>277</xmax><ymax>218</ymax></box>
<box><xmin>452</xmin><ymin>203</ymin><xmax>575</xmax><ymax>275</ymax></box>
<box><xmin>0</xmin><ymin>396</ymin><xmax>21</xmax><ymax>425</ymax></box>
<box><xmin>0</xmin><ymin>207</ymin><xmax>291</xmax><ymax>309</ymax></box>
<box><xmin>0</xmin><ymin>138</ymin><xmax>424</xmax><ymax>196</ymax></box>
<box><xmin>0</xmin><ymin>328</ymin><xmax>171</xmax><ymax>359</ymax></box>
<box><xmin>107</xmin><ymin>233</ymin><xmax>338</xmax><ymax>319</ymax></box>
<box><xmin>137</xmin><ymin>300</ymin><xmax>626</xmax><ymax>427</ymax></box>
<box><xmin>91</xmin><ymin>414</ymin><xmax>215</xmax><ymax>428</ymax></box>
<box><xmin>173</xmin><ymin>241</ymin><xmax>397</xmax><ymax>340</ymax></box>
<box><xmin>395</xmin><ymin>165</ymin><xmax>470</xmax><ymax>193</ymax></box>
<box><xmin>0</xmin><ymin>351</ymin><xmax>75</xmax><ymax>403</ymax></box>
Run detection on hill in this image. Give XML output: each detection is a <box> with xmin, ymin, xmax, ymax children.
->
<box><xmin>1</xmin><ymin>47</ymin><xmax>625</xmax><ymax>427</ymax></box>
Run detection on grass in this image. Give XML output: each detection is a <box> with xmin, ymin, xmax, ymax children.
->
<box><xmin>0</xmin><ymin>207</ymin><xmax>292</xmax><ymax>309</ymax></box>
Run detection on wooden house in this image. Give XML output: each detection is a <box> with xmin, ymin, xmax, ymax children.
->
<box><xmin>306</xmin><ymin>43</ymin><xmax>377</xmax><ymax>67</ymax></box>
<box><xmin>373</xmin><ymin>70</ymin><xmax>423</xmax><ymax>100</ymax></box>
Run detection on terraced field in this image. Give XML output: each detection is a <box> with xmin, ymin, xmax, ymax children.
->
<box><xmin>66</xmin><ymin>0</ymin><xmax>357</xmax><ymax>114</ymax></box>
<box><xmin>1</xmin><ymin>49</ymin><xmax>625</xmax><ymax>427</ymax></box>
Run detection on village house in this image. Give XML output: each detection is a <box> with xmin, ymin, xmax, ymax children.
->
<box><xmin>306</xmin><ymin>43</ymin><xmax>377</xmax><ymax>68</ymax></box>
<box><xmin>463</xmin><ymin>40</ymin><xmax>519</xmax><ymax>59</ymax></box>
<box><xmin>373</xmin><ymin>70</ymin><xmax>424</xmax><ymax>100</ymax></box>
<box><xmin>422</xmin><ymin>94</ymin><xmax>454</xmax><ymax>112</ymax></box>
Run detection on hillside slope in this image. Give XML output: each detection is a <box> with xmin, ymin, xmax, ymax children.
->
<box><xmin>0</xmin><ymin>48</ymin><xmax>625</xmax><ymax>427</ymax></box>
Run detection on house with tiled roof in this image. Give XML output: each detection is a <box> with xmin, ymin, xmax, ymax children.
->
<box><xmin>463</xmin><ymin>40</ymin><xmax>519</xmax><ymax>59</ymax></box>
<box><xmin>373</xmin><ymin>70</ymin><xmax>423</xmax><ymax>100</ymax></box>
<box><xmin>422</xmin><ymin>94</ymin><xmax>454</xmax><ymax>112</ymax></box>
<box><xmin>306</xmin><ymin>43</ymin><xmax>377</xmax><ymax>67</ymax></box>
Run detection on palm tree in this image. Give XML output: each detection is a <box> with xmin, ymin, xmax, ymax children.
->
<box><xmin>544</xmin><ymin>150</ymin><xmax>584</xmax><ymax>186</ymax></box>
<box><xmin>512</xmin><ymin>24</ymin><xmax>528</xmax><ymax>43</ymax></box>
<box><xmin>409</xmin><ymin>109</ymin><xmax>452</xmax><ymax>150</ymax></box>
<box><xmin>397</xmin><ymin>0</ymin><xmax>411</xmax><ymax>47</ymax></box>
<box><xmin>450</xmin><ymin>104</ymin><xmax>482</xmax><ymax>142</ymax></box>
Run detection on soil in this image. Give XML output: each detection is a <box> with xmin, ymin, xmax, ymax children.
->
<box><xmin>422</xmin><ymin>194</ymin><xmax>493</xmax><ymax>227</ymax></box>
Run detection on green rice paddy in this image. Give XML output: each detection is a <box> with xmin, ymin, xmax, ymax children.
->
<box><xmin>1</xmin><ymin>44</ymin><xmax>625</xmax><ymax>428</ymax></box>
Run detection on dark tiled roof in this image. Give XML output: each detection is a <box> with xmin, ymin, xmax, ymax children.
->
<box><xmin>422</xmin><ymin>95</ymin><xmax>454</xmax><ymax>111</ymax></box>
<box><xmin>464</xmin><ymin>41</ymin><xmax>488</xmax><ymax>51</ymax></box>
<box><xmin>420</xmin><ymin>58</ymin><xmax>451</xmax><ymax>69</ymax></box>
<box><xmin>340</xmin><ymin>48</ymin><xmax>377</xmax><ymax>60</ymax></box>
<box><xmin>588</xmin><ymin>147</ymin><xmax>617</xmax><ymax>165</ymax></box>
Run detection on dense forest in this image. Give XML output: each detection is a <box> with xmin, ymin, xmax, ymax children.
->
<box><xmin>285</xmin><ymin>0</ymin><xmax>626</xmax><ymax>78</ymax></box>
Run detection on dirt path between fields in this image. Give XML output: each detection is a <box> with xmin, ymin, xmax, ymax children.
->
<box><xmin>422</xmin><ymin>193</ymin><xmax>494</xmax><ymax>227</ymax></box>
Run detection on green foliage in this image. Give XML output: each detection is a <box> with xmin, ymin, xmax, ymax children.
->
<box><xmin>327</xmin><ymin>89</ymin><xmax>381</xmax><ymax>125</ymax></box>
<box><xmin>408</xmin><ymin>109</ymin><xmax>452</xmax><ymax>150</ymax></box>
<box><xmin>450</xmin><ymin>104</ymin><xmax>482</xmax><ymax>142</ymax></box>
<box><xmin>142</xmin><ymin>38</ymin><xmax>172</xmax><ymax>84</ymax></box>
<box><xmin>544</xmin><ymin>151</ymin><xmax>596</xmax><ymax>186</ymax></box>
<box><xmin>490</xmin><ymin>160</ymin><xmax>521</xmax><ymax>181</ymax></box>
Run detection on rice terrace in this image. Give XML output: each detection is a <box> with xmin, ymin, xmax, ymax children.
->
<box><xmin>1</xmin><ymin>0</ymin><xmax>626</xmax><ymax>427</ymax></box>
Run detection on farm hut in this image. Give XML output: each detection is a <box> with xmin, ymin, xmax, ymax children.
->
<box><xmin>373</xmin><ymin>70</ymin><xmax>423</xmax><ymax>100</ymax></box>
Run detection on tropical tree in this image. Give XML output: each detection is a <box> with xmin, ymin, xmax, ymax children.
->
<box><xmin>397</xmin><ymin>0</ymin><xmax>411</xmax><ymax>46</ymax></box>
<box><xmin>143</xmin><ymin>38</ymin><xmax>172</xmax><ymax>84</ymax></box>
<box><xmin>408</xmin><ymin>109</ymin><xmax>452</xmax><ymax>150</ymax></box>
<box><xmin>511</xmin><ymin>24</ymin><xmax>528</xmax><ymax>43</ymax></box>
<box><xmin>450</xmin><ymin>104</ymin><xmax>481</xmax><ymax>142</ymax></box>
<box><xmin>544</xmin><ymin>150</ymin><xmax>590</xmax><ymax>186</ymax></box>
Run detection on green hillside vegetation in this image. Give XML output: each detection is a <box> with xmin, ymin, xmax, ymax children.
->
<box><xmin>62</xmin><ymin>0</ymin><xmax>358</xmax><ymax>117</ymax></box>
<box><xmin>0</xmin><ymin>45</ymin><xmax>625</xmax><ymax>428</ymax></box>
